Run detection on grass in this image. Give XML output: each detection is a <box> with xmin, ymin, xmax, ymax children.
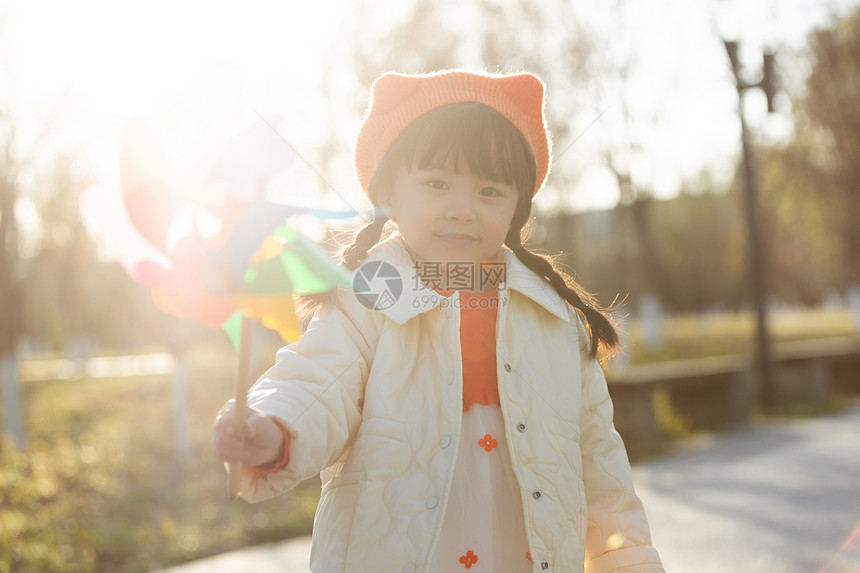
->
<box><xmin>612</xmin><ymin>307</ymin><xmax>858</xmax><ymax>367</ymax></box>
<box><xmin>1</xmin><ymin>344</ymin><xmax>320</xmax><ymax>573</ymax></box>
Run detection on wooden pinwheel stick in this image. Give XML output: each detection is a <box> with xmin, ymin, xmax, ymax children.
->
<box><xmin>228</xmin><ymin>315</ymin><xmax>255</xmax><ymax>501</ymax></box>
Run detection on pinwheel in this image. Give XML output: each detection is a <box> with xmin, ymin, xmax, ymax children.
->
<box><xmin>81</xmin><ymin>116</ymin><xmax>358</xmax><ymax>498</ymax></box>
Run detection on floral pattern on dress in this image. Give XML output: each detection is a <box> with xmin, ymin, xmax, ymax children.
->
<box><xmin>459</xmin><ymin>550</ymin><xmax>479</xmax><ymax>569</ymax></box>
<box><xmin>478</xmin><ymin>434</ymin><xmax>498</xmax><ymax>452</ymax></box>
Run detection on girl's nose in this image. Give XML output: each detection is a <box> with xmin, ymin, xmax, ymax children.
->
<box><xmin>445</xmin><ymin>191</ymin><xmax>476</xmax><ymax>222</ymax></box>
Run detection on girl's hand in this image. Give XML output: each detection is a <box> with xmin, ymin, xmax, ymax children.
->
<box><xmin>212</xmin><ymin>400</ymin><xmax>285</xmax><ymax>467</ymax></box>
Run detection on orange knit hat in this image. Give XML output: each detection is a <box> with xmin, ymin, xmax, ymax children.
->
<box><xmin>354</xmin><ymin>69</ymin><xmax>552</xmax><ymax>199</ymax></box>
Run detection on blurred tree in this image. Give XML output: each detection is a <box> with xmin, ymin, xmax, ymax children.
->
<box><xmin>800</xmin><ymin>6</ymin><xmax>860</xmax><ymax>287</ymax></box>
<box><xmin>592</xmin><ymin>0</ymin><xmax>683</xmax><ymax>332</ymax></box>
<box><xmin>542</xmin><ymin>181</ymin><xmax>748</xmax><ymax>315</ymax></box>
<box><xmin>24</xmin><ymin>155</ymin><xmax>95</xmax><ymax>353</ymax></box>
<box><xmin>753</xmin><ymin>144</ymin><xmax>843</xmax><ymax>305</ymax></box>
<box><xmin>0</xmin><ymin>103</ymin><xmax>20</xmax><ymax>361</ymax></box>
<box><xmin>654</xmin><ymin>183</ymin><xmax>746</xmax><ymax>311</ymax></box>
<box><xmin>760</xmin><ymin>6</ymin><xmax>860</xmax><ymax>297</ymax></box>
<box><xmin>0</xmin><ymin>8</ymin><xmax>28</xmax><ymax>447</ymax></box>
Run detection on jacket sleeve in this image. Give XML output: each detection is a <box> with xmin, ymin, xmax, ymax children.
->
<box><xmin>575</xmin><ymin>316</ymin><xmax>664</xmax><ymax>573</ymax></box>
<box><xmin>237</xmin><ymin>290</ymin><xmax>378</xmax><ymax>502</ymax></box>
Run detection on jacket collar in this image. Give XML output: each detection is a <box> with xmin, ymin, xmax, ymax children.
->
<box><xmin>356</xmin><ymin>233</ymin><xmax>571</xmax><ymax>325</ymax></box>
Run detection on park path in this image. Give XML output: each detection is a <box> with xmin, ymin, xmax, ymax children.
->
<box><xmin>636</xmin><ymin>402</ymin><xmax>860</xmax><ymax>572</ymax></box>
<box><xmin>158</xmin><ymin>402</ymin><xmax>860</xmax><ymax>573</ymax></box>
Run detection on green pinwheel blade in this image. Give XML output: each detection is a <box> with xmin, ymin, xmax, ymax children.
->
<box><xmin>222</xmin><ymin>310</ymin><xmax>244</xmax><ymax>352</ymax></box>
<box><xmin>240</xmin><ymin>223</ymin><xmax>352</xmax><ymax>295</ymax></box>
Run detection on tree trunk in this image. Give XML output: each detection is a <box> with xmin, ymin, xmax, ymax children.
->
<box><xmin>0</xmin><ymin>168</ymin><xmax>26</xmax><ymax>449</ymax></box>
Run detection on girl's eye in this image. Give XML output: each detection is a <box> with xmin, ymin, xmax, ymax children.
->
<box><xmin>481</xmin><ymin>187</ymin><xmax>502</xmax><ymax>197</ymax></box>
<box><xmin>426</xmin><ymin>180</ymin><xmax>448</xmax><ymax>190</ymax></box>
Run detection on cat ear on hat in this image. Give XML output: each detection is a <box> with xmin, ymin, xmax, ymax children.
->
<box><xmin>496</xmin><ymin>72</ymin><xmax>552</xmax><ymax>195</ymax></box>
<box><xmin>370</xmin><ymin>72</ymin><xmax>421</xmax><ymax>115</ymax></box>
<box><xmin>498</xmin><ymin>73</ymin><xmax>545</xmax><ymax>120</ymax></box>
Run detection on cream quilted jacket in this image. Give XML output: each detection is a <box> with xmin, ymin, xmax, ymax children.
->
<box><xmin>240</xmin><ymin>233</ymin><xmax>664</xmax><ymax>573</ymax></box>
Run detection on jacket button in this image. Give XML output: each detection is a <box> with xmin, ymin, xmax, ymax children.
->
<box><xmin>425</xmin><ymin>496</ymin><xmax>438</xmax><ymax>509</ymax></box>
<box><xmin>504</xmin><ymin>363</ymin><xmax>512</xmax><ymax>372</ymax></box>
<box><xmin>516</xmin><ymin>423</ymin><xmax>526</xmax><ymax>433</ymax></box>
<box><xmin>403</xmin><ymin>565</ymin><xmax>416</xmax><ymax>573</ymax></box>
<box><xmin>447</xmin><ymin>372</ymin><xmax>456</xmax><ymax>385</ymax></box>
<box><xmin>440</xmin><ymin>435</ymin><xmax>452</xmax><ymax>448</ymax></box>
<box><xmin>541</xmin><ymin>560</ymin><xmax>549</xmax><ymax>570</ymax></box>
<box><xmin>532</xmin><ymin>490</ymin><xmax>542</xmax><ymax>501</ymax></box>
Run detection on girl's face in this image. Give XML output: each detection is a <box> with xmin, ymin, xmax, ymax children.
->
<box><xmin>385</xmin><ymin>160</ymin><xmax>520</xmax><ymax>286</ymax></box>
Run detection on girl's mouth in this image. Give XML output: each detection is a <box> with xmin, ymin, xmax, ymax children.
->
<box><xmin>436</xmin><ymin>233</ymin><xmax>478</xmax><ymax>246</ymax></box>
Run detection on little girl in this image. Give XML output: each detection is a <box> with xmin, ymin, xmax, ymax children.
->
<box><xmin>212</xmin><ymin>69</ymin><xmax>664</xmax><ymax>573</ymax></box>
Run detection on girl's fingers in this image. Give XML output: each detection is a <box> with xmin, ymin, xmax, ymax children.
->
<box><xmin>244</xmin><ymin>413</ymin><xmax>271</xmax><ymax>439</ymax></box>
<box><xmin>244</xmin><ymin>419</ymin><xmax>257</xmax><ymax>439</ymax></box>
<box><xmin>215</xmin><ymin>446</ymin><xmax>245</xmax><ymax>463</ymax></box>
<box><xmin>212</xmin><ymin>403</ymin><xmax>281</xmax><ymax>464</ymax></box>
<box><xmin>212</xmin><ymin>402</ymin><xmax>249</xmax><ymax>462</ymax></box>
<box><xmin>214</xmin><ymin>422</ymin><xmax>242</xmax><ymax>445</ymax></box>
<box><xmin>212</xmin><ymin>436</ymin><xmax>246</xmax><ymax>462</ymax></box>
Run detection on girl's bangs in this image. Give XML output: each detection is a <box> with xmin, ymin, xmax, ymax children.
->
<box><xmin>403</xmin><ymin>104</ymin><xmax>536</xmax><ymax>193</ymax></box>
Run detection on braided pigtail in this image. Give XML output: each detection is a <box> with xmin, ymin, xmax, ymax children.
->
<box><xmin>295</xmin><ymin>215</ymin><xmax>389</xmax><ymax>329</ymax></box>
<box><xmin>505</xmin><ymin>234</ymin><xmax>619</xmax><ymax>359</ymax></box>
<box><xmin>340</xmin><ymin>215</ymin><xmax>389</xmax><ymax>270</ymax></box>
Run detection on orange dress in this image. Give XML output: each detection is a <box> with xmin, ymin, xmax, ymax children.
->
<box><xmin>428</xmin><ymin>286</ymin><xmax>532</xmax><ymax>572</ymax></box>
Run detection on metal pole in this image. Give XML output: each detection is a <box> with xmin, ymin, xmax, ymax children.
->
<box><xmin>724</xmin><ymin>40</ymin><xmax>777</xmax><ymax>412</ymax></box>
